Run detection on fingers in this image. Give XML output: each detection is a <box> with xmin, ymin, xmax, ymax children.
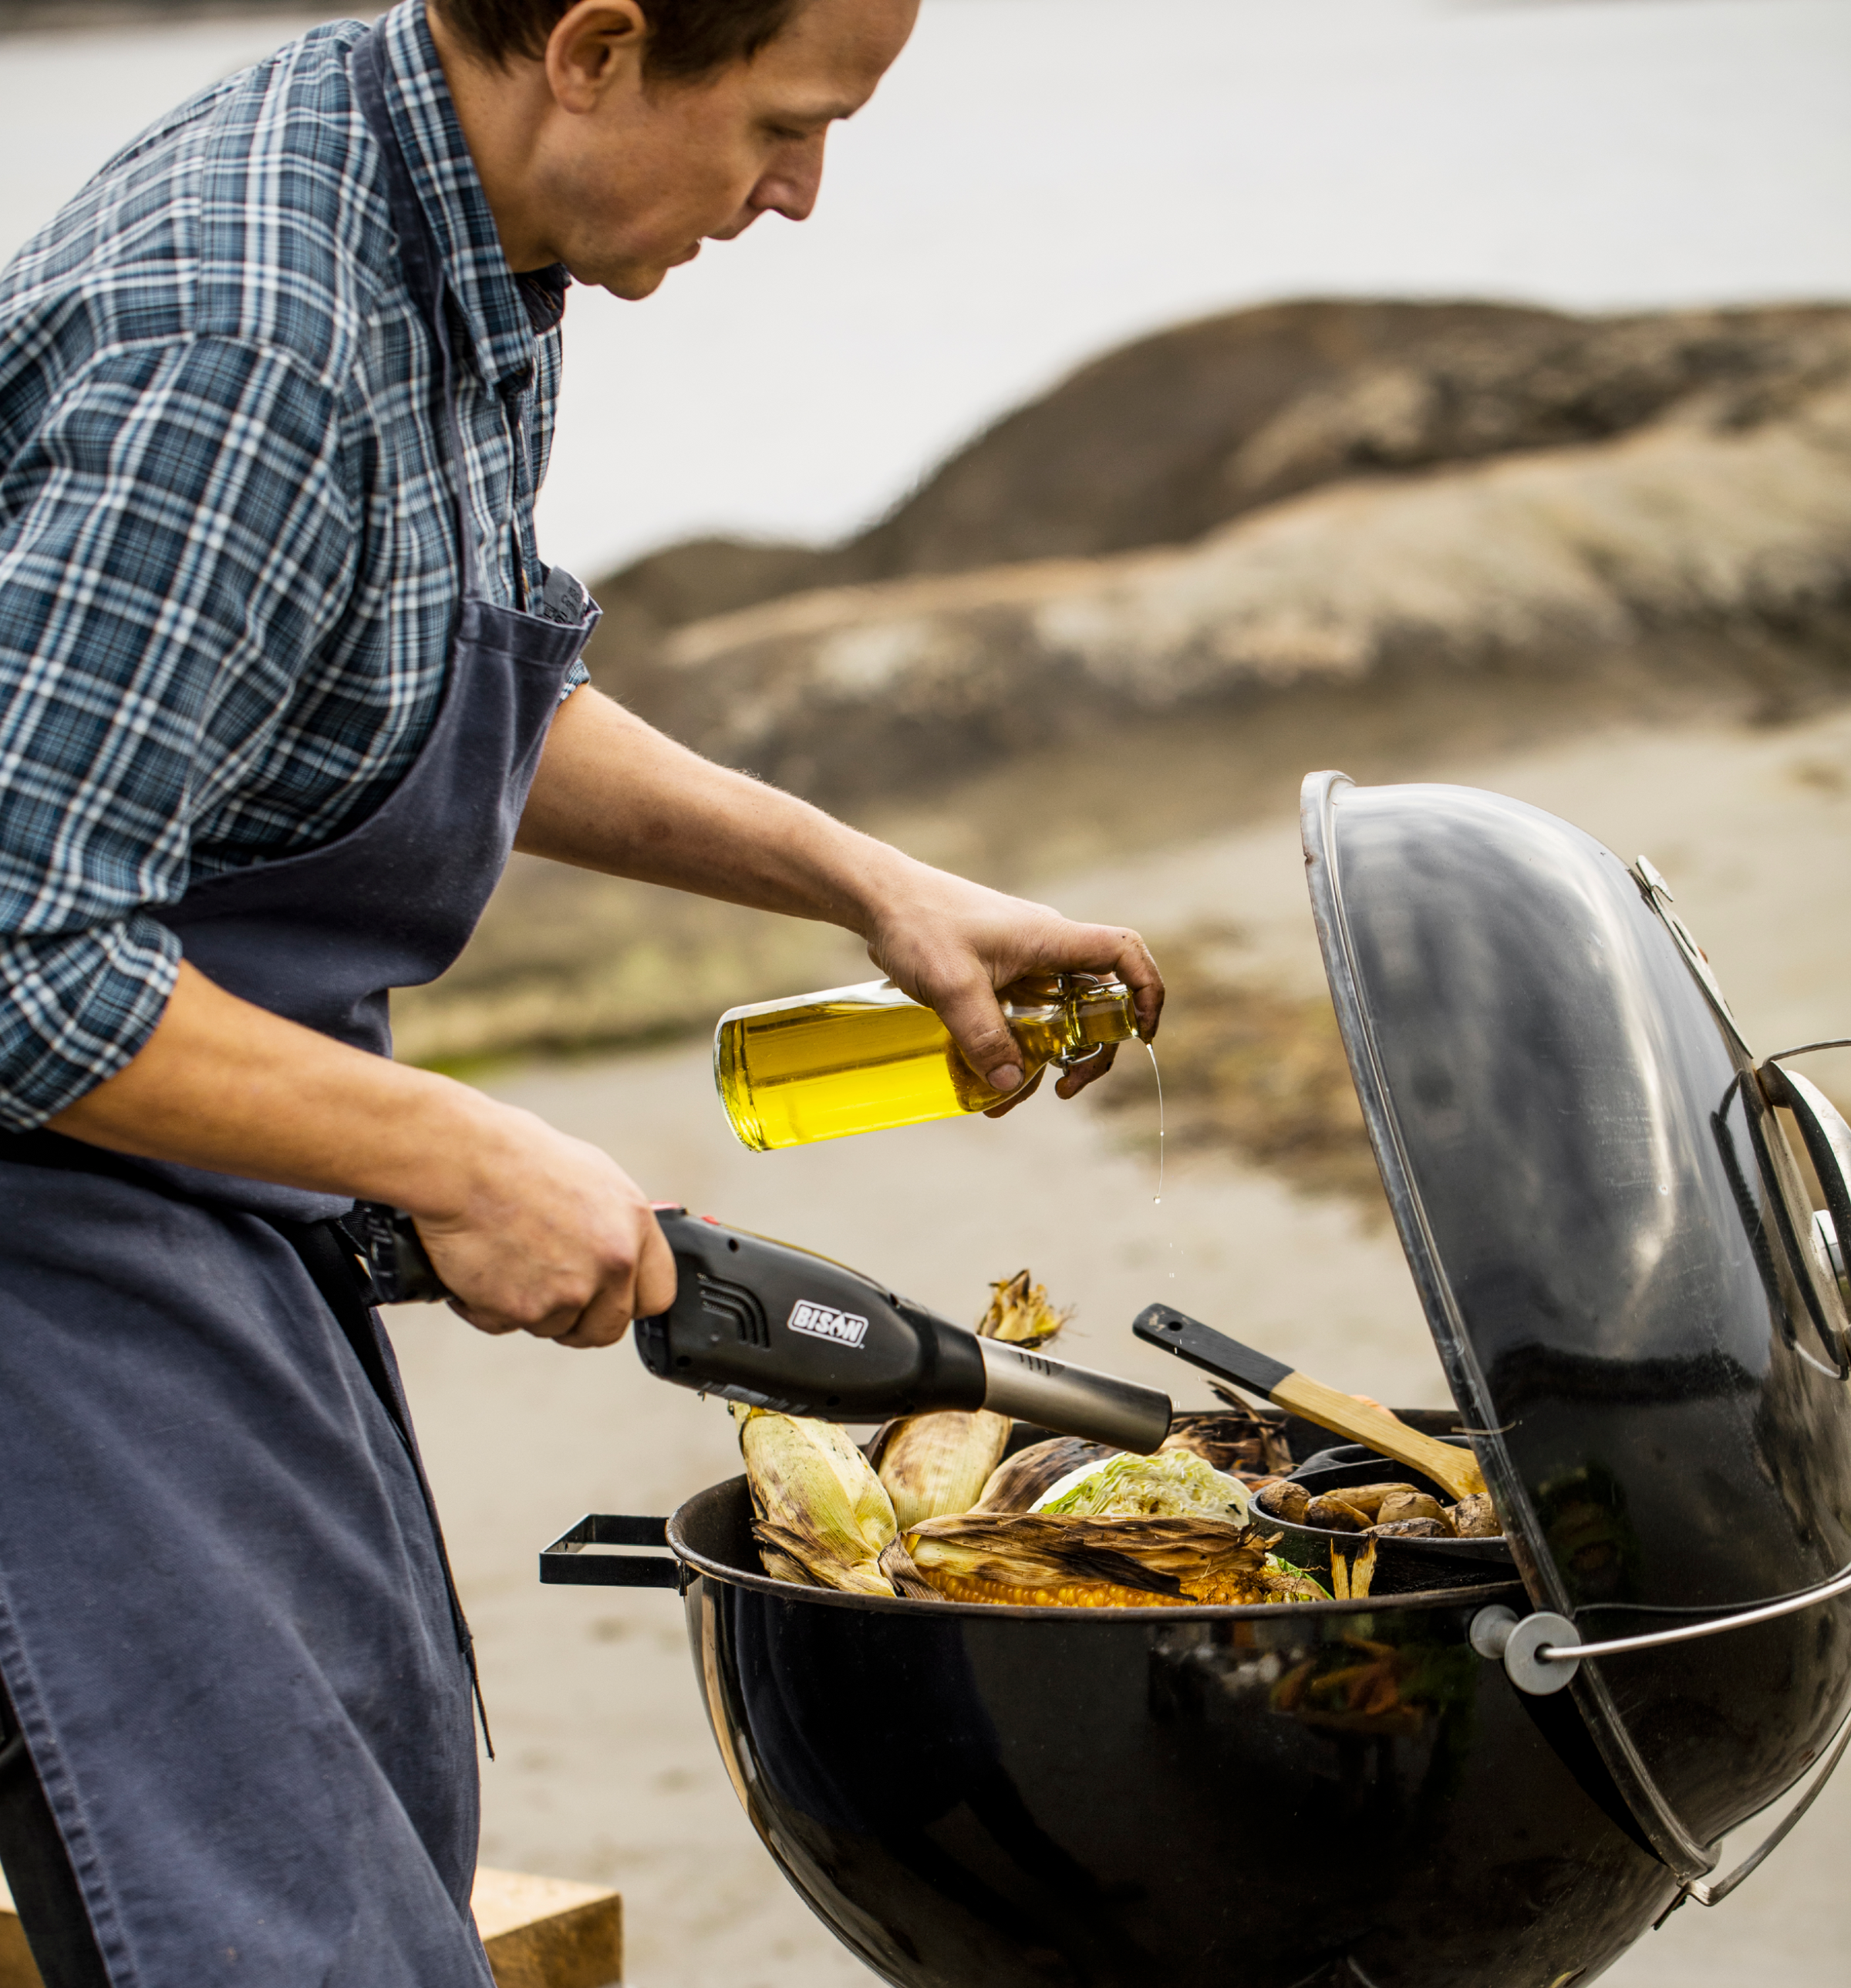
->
<box><xmin>548</xmin><ymin>1212</ymin><xmax>679</xmax><ymax>1349</ymax></box>
<box><xmin>415</xmin><ymin>1127</ymin><xmax>679</xmax><ymax>1351</ymax></box>
<box><xmin>982</xmin><ymin>1064</ymin><xmax>1047</xmax><ymax>1119</ymax></box>
<box><xmin>1054</xmin><ymin>1041</ymin><xmax>1118</xmax><ymax>1100</ymax></box>
<box><xmin>1055</xmin><ymin>922</ymin><xmax>1164</xmax><ymax>1043</ymax></box>
<box><xmin>932</xmin><ymin>975</ymin><xmax>1029</xmax><ymax>1099</ymax></box>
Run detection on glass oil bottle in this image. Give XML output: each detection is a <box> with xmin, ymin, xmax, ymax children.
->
<box><xmin>714</xmin><ymin>973</ymin><xmax>1140</xmax><ymax>1152</ymax></box>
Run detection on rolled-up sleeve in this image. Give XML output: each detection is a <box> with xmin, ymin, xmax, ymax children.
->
<box><xmin>0</xmin><ymin>335</ymin><xmax>352</xmax><ymax>1127</ymax></box>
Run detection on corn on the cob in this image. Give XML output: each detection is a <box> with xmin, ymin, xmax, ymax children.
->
<box><xmin>876</xmin><ymin>1269</ymin><xmax>1074</xmax><ymax>1529</ymax></box>
<box><xmin>739</xmin><ymin>1409</ymin><xmax>899</xmax><ymax>1597</ymax></box>
<box><xmin>901</xmin><ymin>1513</ymin><xmax>1310</xmax><ymax>1609</ymax></box>
<box><xmin>878</xmin><ymin>1407</ymin><xmax>1013</xmax><ymax>1531</ymax></box>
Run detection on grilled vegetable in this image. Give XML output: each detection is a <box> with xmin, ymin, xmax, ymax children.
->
<box><xmin>1162</xmin><ymin>1409</ymin><xmax>1294</xmax><ymax>1481</ymax></box>
<box><xmin>878</xmin><ymin>1408</ymin><xmax>1015</xmax><ymax>1530</ymax></box>
<box><xmin>740</xmin><ymin>1409</ymin><xmax>900</xmax><ymax>1597</ymax></box>
<box><xmin>1304</xmin><ymin>1494</ymin><xmax>1371</xmax><ymax>1534</ymax></box>
<box><xmin>1376</xmin><ymin>1491</ymin><xmax>1450</xmax><ymax>1531</ymax></box>
<box><xmin>902</xmin><ymin>1514</ymin><xmax>1323</xmax><ymax>1608</ymax></box>
<box><xmin>1253</xmin><ymin>1479</ymin><xmax>1313</xmax><ymax>1525</ymax></box>
<box><xmin>1031</xmin><ymin>1448</ymin><xmax>1253</xmax><ymax>1525</ymax></box>
<box><xmin>1449</xmin><ymin>1494</ymin><xmax>1503</xmax><ymax>1538</ymax></box>
<box><xmin>1325</xmin><ymin>1482</ymin><xmax>1420</xmax><ymax>1520</ymax></box>
<box><xmin>875</xmin><ymin>1269</ymin><xmax>1072</xmax><ymax>1528</ymax></box>
<box><xmin>973</xmin><ymin>1437</ymin><xmax>1118</xmax><ymax>1514</ymax></box>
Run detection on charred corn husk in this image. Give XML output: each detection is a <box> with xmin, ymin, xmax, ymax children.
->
<box><xmin>902</xmin><ymin>1513</ymin><xmax>1317</xmax><ymax>1609</ymax></box>
<box><xmin>876</xmin><ymin>1269</ymin><xmax>1073</xmax><ymax>1528</ymax></box>
<box><xmin>973</xmin><ymin>1437</ymin><xmax>1118</xmax><ymax>1514</ymax></box>
<box><xmin>740</xmin><ymin>1409</ymin><xmax>899</xmax><ymax>1596</ymax></box>
<box><xmin>878</xmin><ymin>1407</ymin><xmax>1013</xmax><ymax>1531</ymax></box>
<box><xmin>977</xmin><ymin>1269</ymin><xmax>1074</xmax><ymax>1348</ymax></box>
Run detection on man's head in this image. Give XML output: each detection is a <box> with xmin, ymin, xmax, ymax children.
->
<box><xmin>427</xmin><ymin>0</ymin><xmax>919</xmax><ymax>298</ymax></box>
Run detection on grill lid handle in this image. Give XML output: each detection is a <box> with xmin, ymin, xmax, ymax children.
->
<box><xmin>1758</xmin><ymin>1043</ymin><xmax>1851</xmax><ymax>1368</ymax></box>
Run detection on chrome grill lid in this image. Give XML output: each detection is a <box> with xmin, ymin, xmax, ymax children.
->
<box><xmin>1301</xmin><ymin>770</ymin><xmax>1851</xmax><ymax>1878</ymax></box>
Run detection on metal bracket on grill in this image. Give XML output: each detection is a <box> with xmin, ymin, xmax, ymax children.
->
<box><xmin>540</xmin><ymin>1514</ymin><xmax>688</xmax><ymax>1592</ymax></box>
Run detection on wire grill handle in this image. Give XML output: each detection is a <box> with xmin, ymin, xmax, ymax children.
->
<box><xmin>539</xmin><ymin>1514</ymin><xmax>686</xmax><ymax>1591</ymax></box>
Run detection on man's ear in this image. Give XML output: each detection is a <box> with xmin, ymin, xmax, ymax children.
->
<box><xmin>545</xmin><ymin>0</ymin><xmax>649</xmax><ymax>114</ymax></box>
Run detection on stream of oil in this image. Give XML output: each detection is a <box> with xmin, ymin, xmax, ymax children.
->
<box><xmin>1146</xmin><ymin>1039</ymin><xmax>1165</xmax><ymax>1204</ymax></box>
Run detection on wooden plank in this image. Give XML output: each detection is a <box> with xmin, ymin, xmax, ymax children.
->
<box><xmin>0</xmin><ymin>1865</ymin><xmax>622</xmax><ymax>1988</ymax></box>
<box><xmin>476</xmin><ymin>1867</ymin><xmax>622</xmax><ymax>1988</ymax></box>
<box><xmin>0</xmin><ymin>1872</ymin><xmax>41</xmax><ymax>1988</ymax></box>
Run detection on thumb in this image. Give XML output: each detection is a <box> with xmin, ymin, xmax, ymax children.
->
<box><xmin>932</xmin><ymin>972</ymin><xmax>1027</xmax><ymax>1096</ymax></box>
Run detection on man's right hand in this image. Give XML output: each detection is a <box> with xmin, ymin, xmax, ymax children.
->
<box><xmin>406</xmin><ymin>1107</ymin><xmax>677</xmax><ymax>1348</ymax></box>
<box><xmin>49</xmin><ymin>960</ymin><xmax>676</xmax><ymax>1349</ymax></box>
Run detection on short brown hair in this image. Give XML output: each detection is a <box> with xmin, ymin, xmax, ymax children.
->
<box><xmin>435</xmin><ymin>0</ymin><xmax>803</xmax><ymax>79</ymax></box>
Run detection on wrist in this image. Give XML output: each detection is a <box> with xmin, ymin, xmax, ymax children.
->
<box><xmin>342</xmin><ymin>1067</ymin><xmax>511</xmax><ymax>1220</ymax></box>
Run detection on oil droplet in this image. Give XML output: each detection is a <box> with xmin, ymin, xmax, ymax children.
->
<box><xmin>1145</xmin><ymin>1039</ymin><xmax>1165</xmax><ymax>1204</ymax></box>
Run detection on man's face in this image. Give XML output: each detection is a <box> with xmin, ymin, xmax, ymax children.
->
<box><xmin>536</xmin><ymin>0</ymin><xmax>919</xmax><ymax>298</ymax></box>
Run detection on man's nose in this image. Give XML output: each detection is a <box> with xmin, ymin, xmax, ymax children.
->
<box><xmin>753</xmin><ymin>134</ymin><xmax>828</xmax><ymax>224</ymax></box>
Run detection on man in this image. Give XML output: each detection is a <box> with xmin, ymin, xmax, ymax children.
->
<box><xmin>0</xmin><ymin>2</ymin><xmax>1162</xmax><ymax>1982</ymax></box>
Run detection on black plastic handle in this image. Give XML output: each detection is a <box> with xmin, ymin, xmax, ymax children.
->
<box><xmin>346</xmin><ymin>1202</ymin><xmax>448</xmax><ymax>1304</ymax></box>
<box><xmin>538</xmin><ymin>1514</ymin><xmax>685</xmax><ymax>1589</ymax></box>
<box><xmin>1134</xmin><ymin>1303</ymin><xmax>1293</xmax><ymax>1397</ymax></box>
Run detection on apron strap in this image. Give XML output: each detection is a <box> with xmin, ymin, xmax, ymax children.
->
<box><xmin>347</xmin><ymin>22</ymin><xmax>488</xmax><ymax>601</ymax></box>
<box><xmin>0</xmin><ymin>1676</ymin><xmax>111</xmax><ymax>1988</ymax></box>
<box><xmin>271</xmin><ymin>1216</ymin><xmax>496</xmax><ymax>1761</ymax></box>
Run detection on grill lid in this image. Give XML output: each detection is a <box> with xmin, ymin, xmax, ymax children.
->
<box><xmin>1301</xmin><ymin>771</ymin><xmax>1851</xmax><ymax>1878</ymax></box>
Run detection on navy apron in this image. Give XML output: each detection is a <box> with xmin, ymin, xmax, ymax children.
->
<box><xmin>0</xmin><ymin>25</ymin><xmax>595</xmax><ymax>1986</ymax></box>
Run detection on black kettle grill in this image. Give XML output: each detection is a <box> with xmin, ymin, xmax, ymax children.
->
<box><xmin>541</xmin><ymin>772</ymin><xmax>1851</xmax><ymax>1988</ymax></box>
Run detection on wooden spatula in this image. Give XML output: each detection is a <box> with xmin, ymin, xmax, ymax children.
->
<box><xmin>1133</xmin><ymin>1304</ymin><xmax>1487</xmax><ymax>1503</ymax></box>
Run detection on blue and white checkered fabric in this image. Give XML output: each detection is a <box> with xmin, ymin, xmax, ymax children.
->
<box><xmin>0</xmin><ymin>0</ymin><xmax>585</xmax><ymax>1126</ymax></box>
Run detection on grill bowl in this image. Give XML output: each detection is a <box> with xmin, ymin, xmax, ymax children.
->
<box><xmin>663</xmin><ymin>1474</ymin><xmax>1681</xmax><ymax>1988</ymax></box>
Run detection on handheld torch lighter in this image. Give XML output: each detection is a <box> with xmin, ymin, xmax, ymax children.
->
<box><xmin>346</xmin><ymin>1203</ymin><xmax>1172</xmax><ymax>1455</ymax></box>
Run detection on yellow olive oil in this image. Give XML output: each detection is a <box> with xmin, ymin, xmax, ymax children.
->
<box><xmin>715</xmin><ymin>975</ymin><xmax>1138</xmax><ymax>1152</ymax></box>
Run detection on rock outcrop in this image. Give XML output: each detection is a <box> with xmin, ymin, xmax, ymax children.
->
<box><xmin>591</xmin><ymin>301</ymin><xmax>1851</xmax><ymax>806</ymax></box>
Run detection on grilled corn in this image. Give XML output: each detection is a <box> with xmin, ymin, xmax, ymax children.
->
<box><xmin>902</xmin><ymin>1513</ymin><xmax>1323</xmax><ymax>1609</ymax></box>
<box><xmin>877</xmin><ymin>1269</ymin><xmax>1072</xmax><ymax>1529</ymax></box>
<box><xmin>739</xmin><ymin>1408</ymin><xmax>899</xmax><ymax>1597</ymax></box>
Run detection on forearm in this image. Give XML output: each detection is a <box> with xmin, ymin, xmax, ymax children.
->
<box><xmin>516</xmin><ymin>687</ymin><xmax>1165</xmax><ymax>1100</ymax></box>
<box><xmin>47</xmin><ymin>959</ymin><xmax>676</xmax><ymax>1346</ymax></box>
<box><xmin>48</xmin><ymin>959</ymin><xmax>501</xmax><ymax>1215</ymax></box>
<box><xmin>515</xmin><ymin>687</ymin><xmax>910</xmax><ymax>935</ymax></box>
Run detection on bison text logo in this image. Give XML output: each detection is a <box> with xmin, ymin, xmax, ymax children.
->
<box><xmin>787</xmin><ymin>1299</ymin><xmax>870</xmax><ymax>1349</ymax></box>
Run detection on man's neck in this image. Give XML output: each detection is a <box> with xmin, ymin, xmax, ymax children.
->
<box><xmin>423</xmin><ymin>2</ymin><xmax>555</xmax><ymax>272</ymax></box>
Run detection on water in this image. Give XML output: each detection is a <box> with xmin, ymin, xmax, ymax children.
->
<box><xmin>1</xmin><ymin>2</ymin><xmax>1846</xmax><ymax>579</ymax></box>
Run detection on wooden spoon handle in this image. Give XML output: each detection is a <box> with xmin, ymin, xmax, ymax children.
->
<box><xmin>1270</xmin><ymin>1372</ymin><xmax>1486</xmax><ymax>1502</ymax></box>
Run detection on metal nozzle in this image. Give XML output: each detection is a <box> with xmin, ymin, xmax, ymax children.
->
<box><xmin>976</xmin><ymin>1339</ymin><xmax>1172</xmax><ymax>1454</ymax></box>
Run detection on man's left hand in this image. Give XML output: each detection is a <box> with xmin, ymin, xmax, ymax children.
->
<box><xmin>861</xmin><ymin>870</ymin><xmax>1163</xmax><ymax>1114</ymax></box>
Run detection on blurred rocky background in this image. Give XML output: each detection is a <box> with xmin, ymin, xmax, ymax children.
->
<box><xmin>404</xmin><ymin>294</ymin><xmax>1851</xmax><ymax>1205</ymax></box>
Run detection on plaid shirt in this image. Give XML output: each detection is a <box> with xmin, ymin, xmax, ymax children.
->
<box><xmin>0</xmin><ymin>0</ymin><xmax>585</xmax><ymax>1127</ymax></box>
